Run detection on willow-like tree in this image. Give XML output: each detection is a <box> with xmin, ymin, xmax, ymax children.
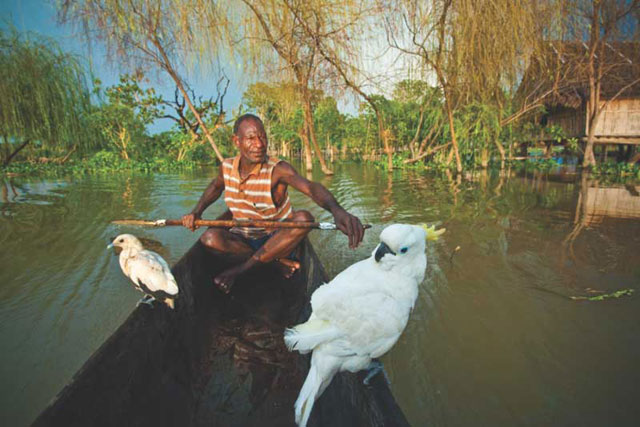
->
<box><xmin>0</xmin><ymin>28</ymin><xmax>91</xmax><ymax>166</ymax></box>
<box><xmin>280</xmin><ymin>0</ymin><xmax>398</xmax><ymax>170</ymax></box>
<box><xmin>386</xmin><ymin>0</ymin><xmax>554</xmax><ymax>171</ymax></box>
<box><xmin>384</xmin><ymin>0</ymin><xmax>463</xmax><ymax>172</ymax></box>
<box><xmin>227</xmin><ymin>0</ymin><xmax>333</xmax><ymax>174</ymax></box>
<box><xmin>59</xmin><ymin>0</ymin><xmax>228</xmax><ymax>162</ymax></box>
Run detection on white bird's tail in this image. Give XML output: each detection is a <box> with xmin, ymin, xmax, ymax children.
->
<box><xmin>284</xmin><ymin>316</ymin><xmax>339</xmax><ymax>354</ymax></box>
<box><xmin>295</xmin><ymin>352</ymin><xmax>338</xmax><ymax>427</ymax></box>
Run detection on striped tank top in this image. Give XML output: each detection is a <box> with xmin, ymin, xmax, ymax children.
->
<box><xmin>222</xmin><ymin>155</ymin><xmax>293</xmax><ymax>238</ymax></box>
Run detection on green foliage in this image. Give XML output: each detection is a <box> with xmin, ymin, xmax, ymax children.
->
<box><xmin>544</xmin><ymin>124</ymin><xmax>566</xmax><ymax>145</ymax></box>
<box><xmin>570</xmin><ymin>289</ymin><xmax>634</xmax><ymax>301</ymax></box>
<box><xmin>86</xmin><ymin>150</ymin><xmax>122</xmax><ymax>169</ymax></box>
<box><xmin>243</xmin><ymin>81</ymin><xmax>304</xmax><ymax>152</ymax></box>
<box><xmin>341</xmin><ymin>114</ymin><xmax>371</xmax><ymax>156</ymax></box>
<box><xmin>0</xmin><ymin>27</ymin><xmax>92</xmax><ymax>164</ymax></box>
<box><xmin>89</xmin><ymin>75</ymin><xmax>157</xmax><ymax>160</ymax></box>
<box><xmin>566</xmin><ymin>138</ymin><xmax>580</xmax><ymax>154</ymax></box>
<box><xmin>592</xmin><ymin>161</ymin><xmax>640</xmax><ymax>183</ymax></box>
<box><xmin>3</xmin><ymin>150</ymin><xmax>199</xmax><ymax>177</ymax></box>
<box><xmin>510</xmin><ymin>157</ymin><xmax>562</xmax><ymax>173</ymax></box>
<box><xmin>100</xmin><ymin>74</ymin><xmax>164</xmax><ymax>126</ymax></box>
<box><xmin>373</xmin><ymin>153</ymin><xmax>425</xmax><ymax>171</ymax></box>
<box><xmin>456</xmin><ymin>102</ymin><xmax>502</xmax><ymax>166</ymax></box>
<box><xmin>314</xmin><ymin>97</ymin><xmax>344</xmax><ymax>150</ymax></box>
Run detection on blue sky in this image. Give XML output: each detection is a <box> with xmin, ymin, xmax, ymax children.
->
<box><xmin>1</xmin><ymin>0</ymin><xmax>247</xmax><ymax>133</ymax></box>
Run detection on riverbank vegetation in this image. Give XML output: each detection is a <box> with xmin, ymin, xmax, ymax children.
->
<box><xmin>2</xmin><ymin>1</ymin><xmax>639</xmax><ymax>180</ymax></box>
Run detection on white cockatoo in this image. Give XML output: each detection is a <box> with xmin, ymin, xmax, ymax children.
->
<box><xmin>285</xmin><ymin>223</ymin><xmax>444</xmax><ymax>427</ymax></box>
<box><xmin>107</xmin><ymin>234</ymin><xmax>179</xmax><ymax>309</ymax></box>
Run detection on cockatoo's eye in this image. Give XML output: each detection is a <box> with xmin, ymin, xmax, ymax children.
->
<box><xmin>400</xmin><ymin>247</ymin><xmax>408</xmax><ymax>254</ymax></box>
<box><xmin>119</xmin><ymin>238</ymin><xmax>124</xmax><ymax>243</ymax></box>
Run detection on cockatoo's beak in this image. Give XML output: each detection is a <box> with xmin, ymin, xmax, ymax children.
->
<box><xmin>107</xmin><ymin>243</ymin><xmax>114</xmax><ymax>250</ymax></box>
<box><xmin>375</xmin><ymin>242</ymin><xmax>395</xmax><ymax>262</ymax></box>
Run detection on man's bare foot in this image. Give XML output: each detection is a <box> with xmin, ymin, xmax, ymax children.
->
<box><xmin>275</xmin><ymin>258</ymin><xmax>300</xmax><ymax>279</ymax></box>
<box><xmin>214</xmin><ymin>264</ymin><xmax>246</xmax><ymax>294</ymax></box>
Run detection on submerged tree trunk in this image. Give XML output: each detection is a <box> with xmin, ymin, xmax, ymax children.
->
<box><xmin>409</xmin><ymin>107</ymin><xmax>426</xmax><ymax>158</ymax></box>
<box><xmin>299</xmin><ymin>123</ymin><xmax>313</xmax><ymax>172</ymax></box>
<box><xmin>3</xmin><ymin>139</ymin><xmax>30</xmax><ymax>166</ymax></box>
<box><xmin>494</xmin><ymin>139</ymin><xmax>506</xmax><ymax>169</ymax></box>
<box><xmin>480</xmin><ymin>147</ymin><xmax>489</xmax><ymax>168</ymax></box>
<box><xmin>443</xmin><ymin>91</ymin><xmax>462</xmax><ymax>174</ymax></box>
<box><xmin>368</xmin><ymin>101</ymin><xmax>393</xmax><ymax>171</ymax></box>
<box><xmin>301</xmin><ymin>89</ymin><xmax>333</xmax><ymax>175</ymax></box>
<box><xmin>60</xmin><ymin>144</ymin><xmax>77</xmax><ymax>164</ymax></box>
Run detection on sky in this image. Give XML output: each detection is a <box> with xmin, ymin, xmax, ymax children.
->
<box><xmin>1</xmin><ymin>0</ymin><xmax>247</xmax><ymax>133</ymax></box>
<box><xmin>1</xmin><ymin>0</ymin><xmax>413</xmax><ymax>133</ymax></box>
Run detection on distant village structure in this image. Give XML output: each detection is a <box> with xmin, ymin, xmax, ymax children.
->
<box><xmin>520</xmin><ymin>42</ymin><xmax>640</xmax><ymax>162</ymax></box>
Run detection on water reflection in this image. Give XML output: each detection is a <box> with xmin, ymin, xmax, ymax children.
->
<box><xmin>1</xmin><ymin>165</ymin><xmax>639</xmax><ymax>426</ymax></box>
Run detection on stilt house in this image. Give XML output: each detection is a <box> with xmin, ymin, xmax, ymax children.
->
<box><xmin>519</xmin><ymin>42</ymin><xmax>640</xmax><ymax>152</ymax></box>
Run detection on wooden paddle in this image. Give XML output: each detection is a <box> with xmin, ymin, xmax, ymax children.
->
<box><xmin>112</xmin><ymin>219</ymin><xmax>372</xmax><ymax>230</ymax></box>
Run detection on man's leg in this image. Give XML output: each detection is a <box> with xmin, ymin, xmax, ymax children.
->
<box><xmin>200</xmin><ymin>227</ymin><xmax>253</xmax><ymax>259</ymax></box>
<box><xmin>213</xmin><ymin>210</ymin><xmax>314</xmax><ymax>293</ymax></box>
<box><xmin>199</xmin><ymin>209</ymin><xmax>255</xmax><ymax>260</ymax></box>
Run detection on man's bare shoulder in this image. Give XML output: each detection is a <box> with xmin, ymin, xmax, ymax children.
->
<box><xmin>273</xmin><ymin>160</ymin><xmax>298</xmax><ymax>177</ymax></box>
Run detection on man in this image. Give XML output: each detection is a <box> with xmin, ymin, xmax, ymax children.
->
<box><xmin>182</xmin><ymin>113</ymin><xmax>364</xmax><ymax>293</ymax></box>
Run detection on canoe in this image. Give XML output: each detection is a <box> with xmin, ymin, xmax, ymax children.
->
<box><xmin>33</xmin><ymin>239</ymin><xmax>410</xmax><ymax>427</ymax></box>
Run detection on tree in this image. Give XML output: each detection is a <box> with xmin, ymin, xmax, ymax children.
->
<box><xmin>282</xmin><ymin>0</ymin><xmax>398</xmax><ymax>170</ymax></box>
<box><xmin>383</xmin><ymin>0</ymin><xmax>462</xmax><ymax>172</ymax></box>
<box><xmin>386</xmin><ymin>0</ymin><xmax>554</xmax><ymax>171</ymax></box>
<box><xmin>562</xmin><ymin>0</ymin><xmax>640</xmax><ymax>168</ymax></box>
<box><xmin>60</xmin><ymin>0</ymin><xmax>228</xmax><ymax>162</ymax></box>
<box><xmin>160</xmin><ymin>75</ymin><xmax>231</xmax><ymax>161</ymax></box>
<box><xmin>314</xmin><ymin>96</ymin><xmax>344</xmax><ymax>160</ymax></box>
<box><xmin>0</xmin><ymin>27</ymin><xmax>92</xmax><ymax>166</ymax></box>
<box><xmin>242</xmin><ymin>81</ymin><xmax>304</xmax><ymax>156</ymax></box>
<box><xmin>233</xmin><ymin>0</ymin><xmax>334</xmax><ymax>174</ymax></box>
<box><xmin>90</xmin><ymin>74</ymin><xmax>160</xmax><ymax>160</ymax></box>
<box><xmin>391</xmin><ymin>80</ymin><xmax>445</xmax><ymax>163</ymax></box>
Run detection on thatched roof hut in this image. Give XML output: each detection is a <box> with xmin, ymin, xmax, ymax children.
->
<box><xmin>519</xmin><ymin>41</ymin><xmax>640</xmax><ymax>145</ymax></box>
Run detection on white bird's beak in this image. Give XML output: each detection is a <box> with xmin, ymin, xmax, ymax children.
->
<box><xmin>107</xmin><ymin>243</ymin><xmax>114</xmax><ymax>250</ymax></box>
<box><xmin>374</xmin><ymin>242</ymin><xmax>395</xmax><ymax>262</ymax></box>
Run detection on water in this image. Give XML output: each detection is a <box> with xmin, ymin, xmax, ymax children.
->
<box><xmin>1</xmin><ymin>163</ymin><xmax>639</xmax><ymax>426</ymax></box>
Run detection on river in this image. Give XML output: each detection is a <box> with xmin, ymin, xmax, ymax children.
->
<box><xmin>1</xmin><ymin>162</ymin><xmax>639</xmax><ymax>426</ymax></box>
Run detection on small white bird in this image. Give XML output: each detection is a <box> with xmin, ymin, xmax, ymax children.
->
<box><xmin>107</xmin><ymin>234</ymin><xmax>179</xmax><ymax>309</ymax></box>
<box><xmin>285</xmin><ymin>224</ymin><xmax>441</xmax><ymax>427</ymax></box>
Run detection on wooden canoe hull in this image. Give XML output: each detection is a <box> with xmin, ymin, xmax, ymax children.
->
<box><xmin>33</xmin><ymin>239</ymin><xmax>409</xmax><ymax>427</ymax></box>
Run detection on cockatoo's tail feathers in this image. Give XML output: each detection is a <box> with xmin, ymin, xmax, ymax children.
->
<box><xmin>295</xmin><ymin>364</ymin><xmax>324</xmax><ymax>427</ymax></box>
<box><xmin>421</xmin><ymin>224</ymin><xmax>446</xmax><ymax>241</ymax></box>
<box><xmin>284</xmin><ymin>318</ymin><xmax>338</xmax><ymax>353</ymax></box>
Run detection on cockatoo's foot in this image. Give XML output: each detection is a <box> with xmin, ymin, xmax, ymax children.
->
<box><xmin>275</xmin><ymin>258</ymin><xmax>300</xmax><ymax>278</ymax></box>
<box><xmin>136</xmin><ymin>295</ymin><xmax>155</xmax><ymax>307</ymax></box>
<box><xmin>363</xmin><ymin>360</ymin><xmax>390</xmax><ymax>386</ymax></box>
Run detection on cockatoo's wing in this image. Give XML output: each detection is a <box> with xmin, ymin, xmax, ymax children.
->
<box><xmin>127</xmin><ymin>250</ymin><xmax>178</xmax><ymax>295</ymax></box>
<box><xmin>317</xmin><ymin>290</ymin><xmax>410</xmax><ymax>357</ymax></box>
<box><xmin>309</xmin><ymin>259</ymin><xmax>413</xmax><ymax>358</ymax></box>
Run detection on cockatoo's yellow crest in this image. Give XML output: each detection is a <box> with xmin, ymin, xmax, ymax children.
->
<box><xmin>421</xmin><ymin>224</ymin><xmax>446</xmax><ymax>241</ymax></box>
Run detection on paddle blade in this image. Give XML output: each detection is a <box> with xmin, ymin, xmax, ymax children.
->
<box><xmin>111</xmin><ymin>219</ymin><xmax>166</xmax><ymax>227</ymax></box>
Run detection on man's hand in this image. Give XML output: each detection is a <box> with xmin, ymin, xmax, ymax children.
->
<box><xmin>182</xmin><ymin>212</ymin><xmax>201</xmax><ymax>232</ymax></box>
<box><xmin>333</xmin><ymin>208</ymin><xmax>364</xmax><ymax>249</ymax></box>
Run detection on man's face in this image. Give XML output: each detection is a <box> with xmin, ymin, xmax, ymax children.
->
<box><xmin>234</xmin><ymin>119</ymin><xmax>268</xmax><ymax>164</ymax></box>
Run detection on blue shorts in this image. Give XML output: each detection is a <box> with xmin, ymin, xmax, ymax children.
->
<box><xmin>245</xmin><ymin>233</ymin><xmax>298</xmax><ymax>261</ymax></box>
<box><xmin>246</xmin><ymin>233</ymin><xmax>273</xmax><ymax>251</ymax></box>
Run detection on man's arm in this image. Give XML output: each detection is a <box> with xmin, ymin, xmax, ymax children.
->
<box><xmin>275</xmin><ymin>162</ymin><xmax>364</xmax><ymax>248</ymax></box>
<box><xmin>182</xmin><ymin>166</ymin><xmax>225</xmax><ymax>231</ymax></box>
